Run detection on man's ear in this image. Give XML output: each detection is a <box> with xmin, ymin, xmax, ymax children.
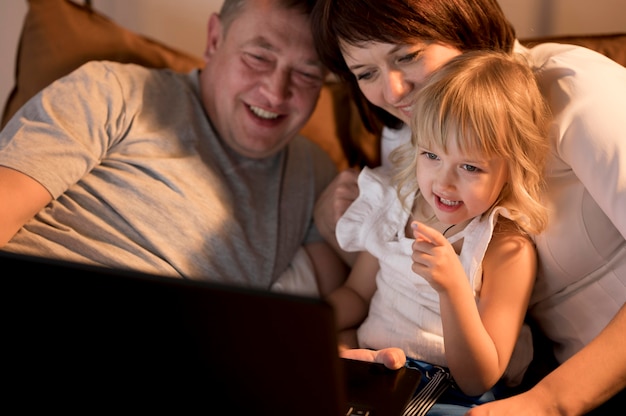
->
<box><xmin>204</xmin><ymin>13</ymin><xmax>223</xmax><ymax>61</ymax></box>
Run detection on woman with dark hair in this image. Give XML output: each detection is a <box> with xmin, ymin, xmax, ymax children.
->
<box><xmin>311</xmin><ymin>1</ymin><xmax>626</xmax><ymax>415</ymax></box>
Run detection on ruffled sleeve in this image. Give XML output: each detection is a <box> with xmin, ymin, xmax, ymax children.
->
<box><xmin>336</xmin><ymin>167</ymin><xmax>412</xmax><ymax>253</ymax></box>
<box><xmin>451</xmin><ymin>206</ymin><xmax>516</xmax><ymax>296</ymax></box>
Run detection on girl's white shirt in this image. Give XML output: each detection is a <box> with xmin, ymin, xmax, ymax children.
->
<box><xmin>336</xmin><ymin>166</ymin><xmax>532</xmax><ymax>386</ymax></box>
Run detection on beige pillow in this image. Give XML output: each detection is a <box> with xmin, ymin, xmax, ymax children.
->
<box><xmin>1</xmin><ymin>0</ymin><xmax>204</xmax><ymax>128</ymax></box>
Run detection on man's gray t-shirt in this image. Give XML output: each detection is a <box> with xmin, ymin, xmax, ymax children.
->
<box><xmin>0</xmin><ymin>61</ymin><xmax>336</xmax><ymax>289</ymax></box>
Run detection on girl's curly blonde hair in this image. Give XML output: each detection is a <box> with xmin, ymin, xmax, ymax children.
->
<box><xmin>391</xmin><ymin>50</ymin><xmax>551</xmax><ymax>235</ymax></box>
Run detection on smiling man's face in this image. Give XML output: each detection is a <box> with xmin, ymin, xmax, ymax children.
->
<box><xmin>200</xmin><ymin>0</ymin><xmax>326</xmax><ymax>159</ymax></box>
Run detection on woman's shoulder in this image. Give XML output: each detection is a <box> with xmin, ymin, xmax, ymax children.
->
<box><xmin>516</xmin><ymin>40</ymin><xmax>623</xmax><ymax>70</ymax></box>
<box><xmin>516</xmin><ymin>41</ymin><xmax>626</xmax><ymax>92</ymax></box>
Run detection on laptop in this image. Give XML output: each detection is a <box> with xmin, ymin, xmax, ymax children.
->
<box><xmin>1</xmin><ymin>251</ymin><xmax>420</xmax><ymax>415</ymax></box>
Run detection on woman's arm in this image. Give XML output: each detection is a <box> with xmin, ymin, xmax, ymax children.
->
<box><xmin>466</xmin><ymin>303</ymin><xmax>626</xmax><ymax>416</ymax></box>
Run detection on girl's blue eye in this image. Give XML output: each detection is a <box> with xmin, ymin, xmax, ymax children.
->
<box><xmin>462</xmin><ymin>164</ymin><xmax>478</xmax><ymax>172</ymax></box>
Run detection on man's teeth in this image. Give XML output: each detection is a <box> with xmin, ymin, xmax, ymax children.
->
<box><xmin>250</xmin><ymin>105</ymin><xmax>279</xmax><ymax>119</ymax></box>
<box><xmin>440</xmin><ymin>197</ymin><xmax>459</xmax><ymax>206</ymax></box>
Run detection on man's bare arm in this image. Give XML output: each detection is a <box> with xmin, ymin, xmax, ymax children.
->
<box><xmin>0</xmin><ymin>166</ymin><xmax>52</xmax><ymax>246</ymax></box>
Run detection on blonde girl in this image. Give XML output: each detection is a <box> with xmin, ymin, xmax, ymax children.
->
<box><xmin>328</xmin><ymin>50</ymin><xmax>550</xmax><ymax>415</ymax></box>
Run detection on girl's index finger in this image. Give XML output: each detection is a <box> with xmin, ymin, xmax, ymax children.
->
<box><xmin>411</xmin><ymin>221</ymin><xmax>447</xmax><ymax>246</ymax></box>
<box><xmin>411</xmin><ymin>221</ymin><xmax>432</xmax><ymax>243</ymax></box>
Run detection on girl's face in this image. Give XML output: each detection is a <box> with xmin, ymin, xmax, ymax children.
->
<box><xmin>416</xmin><ymin>136</ymin><xmax>509</xmax><ymax>225</ymax></box>
<box><xmin>341</xmin><ymin>40</ymin><xmax>461</xmax><ymax>124</ymax></box>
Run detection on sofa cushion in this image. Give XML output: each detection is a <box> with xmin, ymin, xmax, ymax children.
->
<box><xmin>1</xmin><ymin>0</ymin><xmax>204</xmax><ymax>128</ymax></box>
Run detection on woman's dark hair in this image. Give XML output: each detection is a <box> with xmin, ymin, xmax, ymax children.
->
<box><xmin>311</xmin><ymin>0</ymin><xmax>516</xmax><ymax>132</ymax></box>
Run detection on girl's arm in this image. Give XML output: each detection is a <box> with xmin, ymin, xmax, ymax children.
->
<box><xmin>412</xmin><ymin>220</ymin><xmax>535</xmax><ymax>396</ymax></box>
<box><xmin>326</xmin><ymin>250</ymin><xmax>379</xmax><ymax>339</ymax></box>
<box><xmin>313</xmin><ymin>168</ymin><xmax>361</xmax><ymax>267</ymax></box>
<box><xmin>303</xmin><ymin>241</ymin><xmax>350</xmax><ymax>296</ymax></box>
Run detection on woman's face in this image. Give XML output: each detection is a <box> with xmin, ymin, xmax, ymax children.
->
<box><xmin>340</xmin><ymin>40</ymin><xmax>461</xmax><ymax>124</ymax></box>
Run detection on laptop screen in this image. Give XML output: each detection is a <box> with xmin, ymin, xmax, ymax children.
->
<box><xmin>1</xmin><ymin>251</ymin><xmax>420</xmax><ymax>415</ymax></box>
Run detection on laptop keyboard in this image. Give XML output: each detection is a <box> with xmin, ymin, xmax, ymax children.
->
<box><xmin>345</xmin><ymin>404</ymin><xmax>371</xmax><ymax>416</ymax></box>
